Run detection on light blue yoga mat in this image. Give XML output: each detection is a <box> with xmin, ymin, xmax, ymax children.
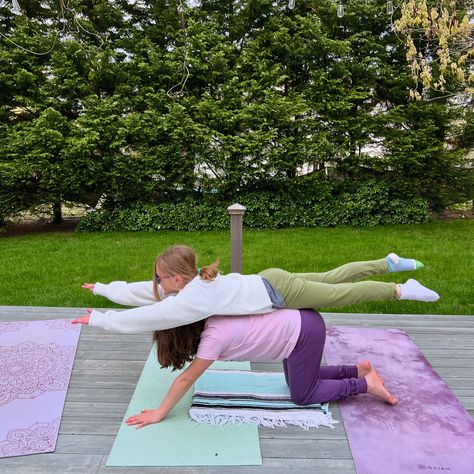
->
<box><xmin>106</xmin><ymin>346</ymin><xmax>262</xmax><ymax>466</ymax></box>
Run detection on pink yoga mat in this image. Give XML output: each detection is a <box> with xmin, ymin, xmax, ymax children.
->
<box><xmin>0</xmin><ymin>319</ymin><xmax>81</xmax><ymax>458</ymax></box>
<box><xmin>324</xmin><ymin>326</ymin><xmax>474</xmax><ymax>474</ymax></box>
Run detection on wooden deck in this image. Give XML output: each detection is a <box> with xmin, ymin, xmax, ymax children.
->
<box><xmin>1</xmin><ymin>306</ymin><xmax>473</xmax><ymax>473</ymax></box>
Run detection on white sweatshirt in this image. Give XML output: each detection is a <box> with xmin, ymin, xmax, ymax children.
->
<box><xmin>89</xmin><ymin>273</ymin><xmax>274</xmax><ymax>334</ymax></box>
<box><xmin>93</xmin><ymin>280</ymin><xmax>156</xmax><ymax>306</ymax></box>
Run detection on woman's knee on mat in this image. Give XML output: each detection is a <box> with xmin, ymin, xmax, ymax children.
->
<box><xmin>288</xmin><ymin>380</ymin><xmax>322</xmax><ymax>405</ymax></box>
<box><xmin>290</xmin><ymin>391</ymin><xmax>313</xmax><ymax>406</ymax></box>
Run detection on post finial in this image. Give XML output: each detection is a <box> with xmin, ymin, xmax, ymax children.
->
<box><xmin>227</xmin><ymin>203</ymin><xmax>246</xmax><ymax>215</ymax></box>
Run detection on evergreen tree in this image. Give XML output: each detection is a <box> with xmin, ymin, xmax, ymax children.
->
<box><xmin>0</xmin><ymin>0</ymin><xmax>471</xmax><ymax>224</ymax></box>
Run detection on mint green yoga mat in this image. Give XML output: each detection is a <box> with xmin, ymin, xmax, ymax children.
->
<box><xmin>106</xmin><ymin>347</ymin><xmax>262</xmax><ymax>466</ymax></box>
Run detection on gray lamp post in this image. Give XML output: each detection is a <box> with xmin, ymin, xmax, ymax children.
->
<box><xmin>227</xmin><ymin>203</ymin><xmax>246</xmax><ymax>274</ymax></box>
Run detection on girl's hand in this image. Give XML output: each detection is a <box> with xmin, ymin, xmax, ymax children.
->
<box><xmin>71</xmin><ymin>309</ymin><xmax>92</xmax><ymax>325</ymax></box>
<box><xmin>125</xmin><ymin>409</ymin><xmax>165</xmax><ymax>429</ymax></box>
<box><xmin>82</xmin><ymin>283</ymin><xmax>95</xmax><ymax>292</ymax></box>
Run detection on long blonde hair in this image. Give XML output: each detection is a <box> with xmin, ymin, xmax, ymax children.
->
<box><xmin>152</xmin><ymin>244</ymin><xmax>220</xmax><ymax>300</ymax></box>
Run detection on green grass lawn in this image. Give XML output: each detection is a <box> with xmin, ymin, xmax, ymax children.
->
<box><xmin>0</xmin><ymin>220</ymin><xmax>472</xmax><ymax>315</ymax></box>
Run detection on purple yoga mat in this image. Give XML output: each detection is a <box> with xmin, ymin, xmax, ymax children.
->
<box><xmin>324</xmin><ymin>325</ymin><xmax>474</xmax><ymax>474</ymax></box>
<box><xmin>0</xmin><ymin>319</ymin><xmax>81</xmax><ymax>458</ymax></box>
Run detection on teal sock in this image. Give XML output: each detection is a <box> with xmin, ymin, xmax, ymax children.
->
<box><xmin>386</xmin><ymin>253</ymin><xmax>424</xmax><ymax>272</ymax></box>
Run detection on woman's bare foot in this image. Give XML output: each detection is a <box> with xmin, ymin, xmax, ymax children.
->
<box><xmin>357</xmin><ymin>360</ymin><xmax>372</xmax><ymax>377</ymax></box>
<box><xmin>357</xmin><ymin>361</ymin><xmax>384</xmax><ymax>384</ymax></box>
<box><xmin>365</xmin><ymin>371</ymin><xmax>397</xmax><ymax>405</ymax></box>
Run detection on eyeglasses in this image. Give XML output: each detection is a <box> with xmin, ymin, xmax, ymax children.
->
<box><xmin>154</xmin><ymin>272</ymin><xmax>171</xmax><ymax>284</ymax></box>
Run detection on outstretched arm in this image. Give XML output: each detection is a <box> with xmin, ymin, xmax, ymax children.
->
<box><xmin>125</xmin><ymin>357</ymin><xmax>214</xmax><ymax>429</ymax></box>
<box><xmin>82</xmin><ymin>281</ymin><xmax>157</xmax><ymax>306</ymax></box>
<box><xmin>71</xmin><ymin>284</ymin><xmax>213</xmax><ymax>333</ymax></box>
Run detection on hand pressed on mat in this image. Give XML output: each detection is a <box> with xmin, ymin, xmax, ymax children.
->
<box><xmin>126</xmin><ymin>409</ymin><xmax>166</xmax><ymax>429</ymax></box>
<box><xmin>125</xmin><ymin>357</ymin><xmax>214</xmax><ymax>429</ymax></box>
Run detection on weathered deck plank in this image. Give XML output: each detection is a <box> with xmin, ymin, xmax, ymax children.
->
<box><xmin>1</xmin><ymin>306</ymin><xmax>473</xmax><ymax>473</ymax></box>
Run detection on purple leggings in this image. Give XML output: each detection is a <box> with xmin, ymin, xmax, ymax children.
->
<box><xmin>283</xmin><ymin>309</ymin><xmax>368</xmax><ymax>405</ymax></box>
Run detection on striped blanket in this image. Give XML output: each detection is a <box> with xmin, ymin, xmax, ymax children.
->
<box><xmin>189</xmin><ymin>369</ymin><xmax>338</xmax><ymax>430</ymax></box>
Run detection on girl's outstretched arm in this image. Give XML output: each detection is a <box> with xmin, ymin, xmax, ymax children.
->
<box><xmin>125</xmin><ymin>357</ymin><xmax>214</xmax><ymax>429</ymax></box>
<box><xmin>83</xmin><ymin>281</ymin><xmax>157</xmax><ymax>306</ymax></box>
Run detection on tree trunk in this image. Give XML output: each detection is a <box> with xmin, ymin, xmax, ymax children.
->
<box><xmin>52</xmin><ymin>201</ymin><xmax>62</xmax><ymax>224</ymax></box>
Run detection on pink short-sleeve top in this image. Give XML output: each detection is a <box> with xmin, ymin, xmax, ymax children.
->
<box><xmin>196</xmin><ymin>309</ymin><xmax>302</xmax><ymax>362</ymax></box>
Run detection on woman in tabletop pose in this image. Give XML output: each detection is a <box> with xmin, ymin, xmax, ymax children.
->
<box><xmin>125</xmin><ymin>306</ymin><xmax>396</xmax><ymax>429</ymax></box>
<box><xmin>71</xmin><ymin>244</ymin><xmax>438</xmax><ymax>333</ymax></box>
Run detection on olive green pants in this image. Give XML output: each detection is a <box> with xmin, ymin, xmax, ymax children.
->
<box><xmin>259</xmin><ymin>259</ymin><xmax>397</xmax><ymax>309</ymax></box>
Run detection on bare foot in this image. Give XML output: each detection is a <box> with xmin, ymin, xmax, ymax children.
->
<box><xmin>357</xmin><ymin>361</ymin><xmax>384</xmax><ymax>384</ymax></box>
<box><xmin>365</xmin><ymin>371</ymin><xmax>397</xmax><ymax>405</ymax></box>
<box><xmin>357</xmin><ymin>360</ymin><xmax>372</xmax><ymax>377</ymax></box>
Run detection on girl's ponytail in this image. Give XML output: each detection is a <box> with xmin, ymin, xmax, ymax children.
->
<box><xmin>199</xmin><ymin>260</ymin><xmax>220</xmax><ymax>281</ymax></box>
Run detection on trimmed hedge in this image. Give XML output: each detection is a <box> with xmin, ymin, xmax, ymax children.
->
<box><xmin>77</xmin><ymin>181</ymin><xmax>431</xmax><ymax>231</ymax></box>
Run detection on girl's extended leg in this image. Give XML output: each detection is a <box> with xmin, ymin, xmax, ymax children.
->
<box><xmin>293</xmin><ymin>258</ymin><xmax>388</xmax><ymax>284</ymax></box>
<box><xmin>283</xmin><ymin>309</ymin><xmax>368</xmax><ymax>404</ymax></box>
<box><xmin>261</xmin><ymin>268</ymin><xmax>397</xmax><ymax>308</ymax></box>
<box><xmin>286</xmin><ymin>253</ymin><xmax>423</xmax><ymax>284</ymax></box>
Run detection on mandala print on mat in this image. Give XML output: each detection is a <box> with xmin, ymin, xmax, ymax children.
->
<box><xmin>0</xmin><ymin>321</ymin><xmax>29</xmax><ymax>335</ymax></box>
<box><xmin>0</xmin><ymin>418</ymin><xmax>60</xmax><ymax>457</ymax></box>
<box><xmin>45</xmin><ymin>319</ymin><xmax>81</xmax><ymax>332</ymax></box>
<box><xmin>0</xmin><ymin>342</ymin><xmax>76</xmax><ymax>406</ymax></box>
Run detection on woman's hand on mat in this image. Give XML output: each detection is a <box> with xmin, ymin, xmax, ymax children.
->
<box><xmin>125</xmin><ymin>409</ymin><xmax>166</xmax><ymax>429</ymax></box>
<box><xmin>71</xmin><ymin>309</ymin><xmax>92</xmax><ymax>325</ymax></box>
<box><xmin>81</xmin><ymin>283</ymin><xmax>95</xmax><ymax>292</ymax></box>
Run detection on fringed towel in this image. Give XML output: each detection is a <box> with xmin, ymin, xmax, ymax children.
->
<box><xmin>190</xmin><ymin>369</ymin><xmax>338</xmax><ymax>430</ymax></box>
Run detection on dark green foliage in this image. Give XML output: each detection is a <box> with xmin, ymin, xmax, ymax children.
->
<box><xmin>0</xmin><ymin>0</ymin><xmax>471</xmax><ymax>225</ymax></box>
<box><xmin>77</xmin><ymin>179</ymin><xmax>430</xmax><ymax>231</ymax></box>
